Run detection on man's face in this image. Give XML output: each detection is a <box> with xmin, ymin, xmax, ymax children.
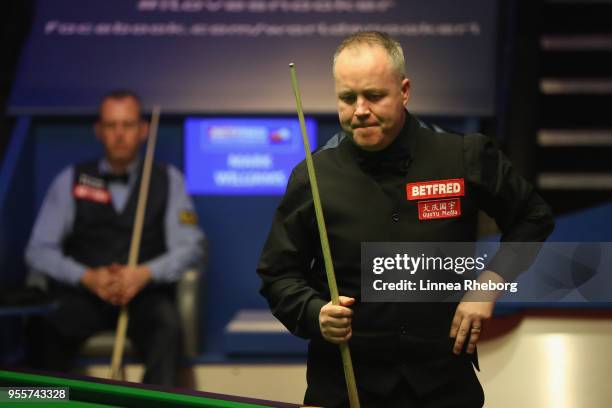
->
<box><xmin>94</xmin><ymin>97</ymin><xmax>148</xmax><ymax>166</ymax></box>
<box><xmin>334</xmin><ymin>44</ymin><xmax>410</xmax><ymax>151</ymax></box>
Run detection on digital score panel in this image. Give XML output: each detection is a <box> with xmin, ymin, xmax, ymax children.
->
<box><xmin>184</xmin><ymin>117</ymin><xmax>317</xmax><ymax>195</ymax></box>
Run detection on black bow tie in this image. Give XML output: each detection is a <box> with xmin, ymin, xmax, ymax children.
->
<box><xmin>102</xmin><ymin>173</ymin><xmax>129</xmax><ymax>184</ymax></box>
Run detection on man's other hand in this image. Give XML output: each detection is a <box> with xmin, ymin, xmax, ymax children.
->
<box><xmin>450</xmin><ymin>270</ymin><xmax>503</xmax><ymax>354</ymax></box>
<box><xmin>319</xmin><ymin>296</ymin><xmax>354</xmax><ymax>344</ymax></box>
<box><xmin>450</xmin><ymin>299</ymin><xmax>494</xmax><ymax>355</ymax></box>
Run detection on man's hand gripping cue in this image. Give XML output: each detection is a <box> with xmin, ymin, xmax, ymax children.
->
<box><xmin>319</xmin><ymin>296</ymin><xmax>355</xmax><ymax>344</ymax></box>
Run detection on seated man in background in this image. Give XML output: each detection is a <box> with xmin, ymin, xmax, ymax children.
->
<box><xmin>25</xmin><ymin>90</ymin><xmax>206</xmax><ymax>386</ymax></box>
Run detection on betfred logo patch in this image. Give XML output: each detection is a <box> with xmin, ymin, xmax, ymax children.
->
<box><xmin>406</xmin><ymin>178</ymin><xmax>465</xmax><ymax>201</ymax></box>
<box><xmin>73</xmin><ymin>184</ymin><xmax>111</xmax><ymax>204</ymax></box>
<box><xmin>418</xmin><ymin>198</ymin><xmax>461</xmax><ymax>220</ymax></box>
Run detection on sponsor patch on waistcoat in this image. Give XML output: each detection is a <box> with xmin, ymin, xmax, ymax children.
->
<box><xmin>73</xmin><ymin>184</ymin><xmax>111</xmax><ymax>204</ymax></box>
<box><xmin>406</xmin><ymin>178</ymin><xmax>465</xmax><ymax>201</ymax></box>
<box><xmin>417</xmin><ymin>198</ymin><xmax>461</xmax><ymax>220</ymax></box>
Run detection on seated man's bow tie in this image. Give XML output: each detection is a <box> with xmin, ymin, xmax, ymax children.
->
<box><xmin>102</xmin><ymin>173</ymin><xmax>130</xmax><ymax>184</ymax></box>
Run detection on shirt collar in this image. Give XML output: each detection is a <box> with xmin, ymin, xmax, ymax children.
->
<box><xmin>347</xmin><ymin>110</ymin><xmax>418</xmax><ymax>174</ymax></box>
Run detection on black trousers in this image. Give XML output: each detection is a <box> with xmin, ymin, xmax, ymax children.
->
<box><xmin>306</xmin><ymin>375</ymin><xmax>484</xmax><ymax>408</ymax></box>
<box><xmin>304</xmin><ymin>339</ymin><xmax>484</xmax><ymax>408</ymax></box>
<box><xmin>305</xmin><ymin>364</ymin><xmax>484</xmax><ymax>408</ymax></box>
<box><xmin>27</xmin><ymin>281</ymin><xmax>182</xmax><ymax>386</ymax></box>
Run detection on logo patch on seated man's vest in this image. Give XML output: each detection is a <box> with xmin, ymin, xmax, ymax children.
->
<box><xmin>417</xmin><ymin>198</ymin><xmax>461</xmax><ymax>220</ymax></box>
<box><xmin>179</xmin><ymin>210</ymin><xmax>198</xmax><ymax>225</ymax></box>
<box><xmin>406</xmin><ymin>178</ymin><xmax>465</xmax><ymax>201</ymax></box>
<box><xmin>73</xmin><ymin>184</ymin><xmax>111</xmax><ymax>204</ymax></box>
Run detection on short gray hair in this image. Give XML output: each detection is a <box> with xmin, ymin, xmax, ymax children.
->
<box><xmin>333</xmin><ymin>31</ymin><xmax>405</xmax><ymax>79</ymax></box>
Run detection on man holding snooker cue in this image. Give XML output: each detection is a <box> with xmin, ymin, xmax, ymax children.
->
<box><xmin>257</xmin><ymin>32</ymin><xmax>554</xmax><ymax>406</ymax></box>
<box><xmin>25</xmin><ymin>90</ymin><xmax>206</xmax><ymax>386</ymax></box>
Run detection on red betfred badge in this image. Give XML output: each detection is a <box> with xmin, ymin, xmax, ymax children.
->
<box><xmin>407</xmin><ymin>178</ymin><xmax>464</xmax><ymax>220</ymax></box>
<box><xmin>417</xmin><ymin>198</ymin><xmax>461</xmax><ymax>220</ymax></box>
<box><xmin>73</xmin><ymin>184</ymin><xmax>111</xmax><ymax>204</ymax></box>
<box><xmin>406</xmin><ymin>178</ymin><xmax>465</xmax><ymax>201</ymax></box>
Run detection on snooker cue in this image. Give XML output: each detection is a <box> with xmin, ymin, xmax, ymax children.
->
<box><xmin>109</xmin><ymin>105</ymin><xmax>161</xmax><ymax>380</ymax></box>
<box><xmin>289</xmin><ymin>63</ymin><xmax>361</xmax><ymax>408</ymax></box>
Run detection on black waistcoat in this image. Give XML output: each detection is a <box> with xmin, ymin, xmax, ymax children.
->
<box><xmin>63</xmin><ymin>160</ymin><xmax>168</xmax><ymax>267</ymax></box>
<box><xmin>305</xmin><ymin>114</ymin><xmax>483</xmax><ymax>397</ymax></box>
